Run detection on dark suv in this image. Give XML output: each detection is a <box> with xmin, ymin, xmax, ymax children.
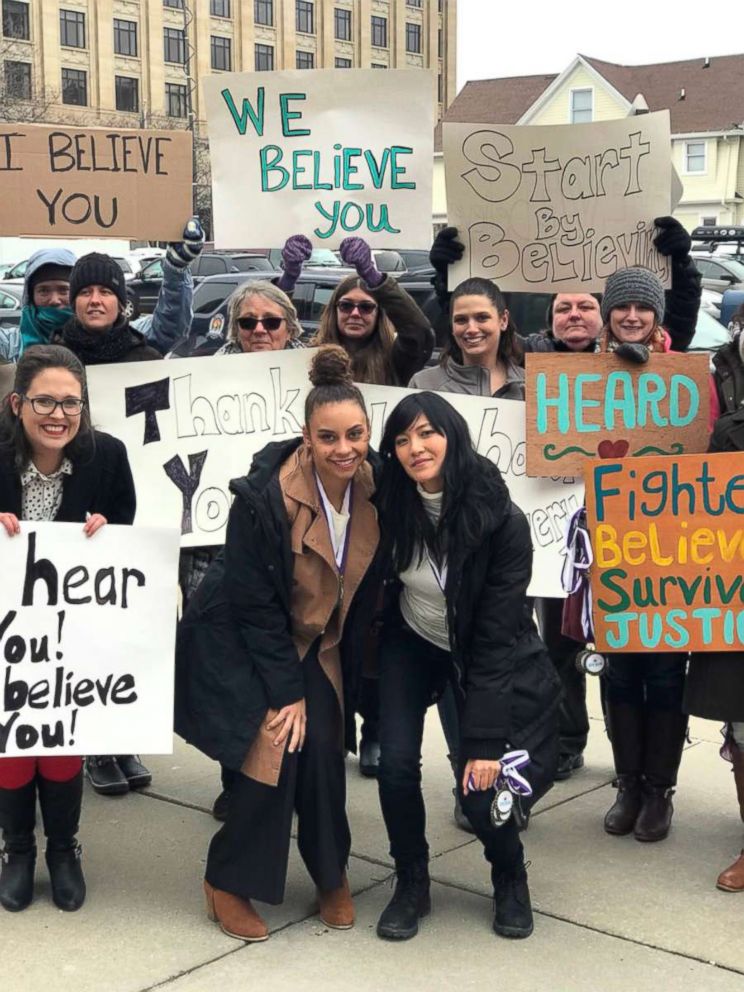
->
<box><xmin>125</xmin><ymin>252</ymin><xmax>274</xmax><ymax>319</ymax></box>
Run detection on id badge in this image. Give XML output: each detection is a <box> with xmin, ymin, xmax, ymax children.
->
<box><xmin>489</xmin><ymin>786</ymin><xmax>514</xmax><ymax>828</ymax></box>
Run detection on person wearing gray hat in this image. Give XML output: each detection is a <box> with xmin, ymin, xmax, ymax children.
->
<box><xmin>599</xmin><ymin>266</ymin><xmax>670</xmax><ymax>358</ymax></box>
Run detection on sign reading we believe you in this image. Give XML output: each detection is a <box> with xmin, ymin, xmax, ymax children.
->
<box><xmin>203</xmin><ymin>69</ymin><xmax>435</xmax><ymax>248</ymax></box>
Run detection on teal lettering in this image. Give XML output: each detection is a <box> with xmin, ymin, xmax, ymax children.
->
<box><xmin>340</xmin><ymin>201</ymin><xmax>364</xmax><ymax>232</ymax></box>
<box><xmin>342</xmin><ymin>147</ymin><xmax>364</xmax><ymax>190</ymax></box>
<box><xmin>221</xmin><ymin>87</ymin><xmax>265</xmax><ymax>136</ymax></box>
<box><xmin>536</xmin><ymin>372</ymin><xmax>570</xmax><ymax>435</ymax></box>
<box><xmin>636</xmin><ymin>373</ymin><xmax>667</xmax><ymax>427</ymax></box>
<box><xmin>678</xmin><ymin>575</ymin><xmax>702</xmax><ymax>605</ymax></box>
<box><xmin>691</xmin><ymin>607</ymin><xmax>720</xmax><ymax>646</ymax></box>
<box><xmin>366</xmin><ymin>203</ymin><xmax>400</xmax><ymax>234</ymax></box>
<box><xmin>668</xmin><ymin>374</ymin><xmax>699</xmax><ymax>427</ymax></box>
<box><xmin>279</xmin><ymin>93</ymin><xmax>310</xmax><ymax>137</ymax></box>
<box><xmin>363</xmin><ymin>148</ymin><xmax>391</xmax><ymax>189</ymax></box>
<box><xmin>638</xmin><ymin>612</ymin><xmax>662</xmax><ymax>648</ymax></box>
<box><xmin>259</xmin><ymin>145</ymin><xmax>289</xmax><ymax>192</ymax></box>
<box><xmin>604</xmin><ymin>611</ymin><xmax>636</xmax><ymax>649</ymax></box>
<box><xmin>664</xmin><ymin>609</ymin><xmax>690</xmax><ymax>649</ymax></box>
<box><xmin>573</xmin><ymin>373</ymin><xmax>602</xmax><ymax>432</ymax></box>
<box><xmin>597</xmin><ymin>568</ymin><xmax>629</xmax><ymax>612</ymax></box>
<box><xmin>291</xmin><ymin>149</ymin><xmax>314</xmax><ymax>190</ymax></box>
<box><xmin>311</xmin><ymin>151</ymin><xmax>333</xmax><ymax>190</ymax></box>
<box><xmin>314</xmin><ymin>200</ymin><xmax>339</xmax><ymax>239</ymax></box>
<box><xmin>604</xmin><ymin>371</ymin><xmax>635</xmax><ymax>429</ymax></box>
<box><xmin>389</xmin><ymin>146</ymin><xmax>415</xmax><ymax>189</ymax></box>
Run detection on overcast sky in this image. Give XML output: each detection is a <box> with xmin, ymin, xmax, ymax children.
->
<box><xmin>457</xmin><ymin>0</ymin><xmax>743</xmax><ymax>90</ymax></box>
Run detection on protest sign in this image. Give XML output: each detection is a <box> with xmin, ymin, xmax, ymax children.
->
<box><xmin>203</xmin><ymin>69</ymin><xmax>434</xmax><ymax>249</ymax></box>
<box><xmin>586</xmin><ymin>452</ymin><xmax>744</xmax><ymax>653</ymax></box>
<box><xmin>0</xmin><ymin>523</ymin><xmax>180</xmax><ymax>757</ymax></box>
<box><xmin>443</xmin><ymin>111</ymin><xmax>672</xmax><ymax>292</ymax></box>
<box><xmin>525</xmin><ymin>353</ymin><xmax>711</xmax><ymax>477</ymax></box>
<box><xmin>0</xmin><ymin>123</ymin><xmax>192</xmax><ymax>239</ymax></box>
<box><xmin>85</xmin><ymin>350</ymin><xmax>583</xmax><ymax>597</ymax></box>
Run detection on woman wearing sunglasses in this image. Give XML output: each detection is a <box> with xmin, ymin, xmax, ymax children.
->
<box><xmin>216</xmin><ymin>280</ymin><xmax>305</xmax><ymax>356</ymax></box>
<box><xmin>0</xmin><ymin>344</ymin><xmax>136</xmax><ymax>914</ymax></box>
<box><xmin>314</xmin><ymin>237</ymin><xmax>434</xmax><ymax>386</ymax></box>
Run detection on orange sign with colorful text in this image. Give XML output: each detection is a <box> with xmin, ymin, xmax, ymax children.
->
<box><xmin>585</xmin><ymin>452</ymin><xmax>744</xmax><ymax>653</ymax></box>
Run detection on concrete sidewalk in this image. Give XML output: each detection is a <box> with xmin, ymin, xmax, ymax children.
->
<box><xmin>4</xmin><ymin>681</ymin><xmax>744</xmax><ymax>992</ymax></box>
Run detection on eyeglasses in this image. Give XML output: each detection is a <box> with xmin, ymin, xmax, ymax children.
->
<box><xmin>337</xmin><ymin>299</ymin><xmax>378</xmax><ymax>316</ymax></box>
<box><xmin>21</xmin><ymin>395</ymin><xmax>85</xmax><ymax>416</ymax></box>
<box><xmin>236</xmin><ymin>316</ymin><xmax>286</xmax><ymax>332</ymax></box>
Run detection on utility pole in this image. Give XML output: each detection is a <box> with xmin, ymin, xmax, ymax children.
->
<box><xmin>182</xmin><ymin>0</ymin><xmax>199</xmax><ymax>217</ymax></box>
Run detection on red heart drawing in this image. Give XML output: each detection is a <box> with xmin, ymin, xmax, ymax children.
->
<box><xmin>597</xmin><ymin>439</ymin><xmax>630</xmax><ymax>459</ymax></box>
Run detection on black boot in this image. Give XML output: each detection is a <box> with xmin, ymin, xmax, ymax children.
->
<box><xmin>634</xmin><ymin>708</ymin><xmax>688</xmax><ymax>843</ymax></box>
<box><xmin>448</xmin><ymin>754</ymin><xmax>474</xmax><ymax>834</ymax></box>
<box><xmin>115</xmin><ymin>755</ymin><xmax>151</xmax><ymax>790</ymax></box>
<box><xmin>38</xmin><ymin>772</ymin><xmax>86</xmax><ymax>911</ymax></box>
<box><xmin>604</xmin><ymin>702</ymin><xmax>644</xmax><ymax>835</ymax></box>
<box><xmin>376</xmin><ymin>860</ymin><xmax>430</xmax><ymax>940</ymax></box>
<box><xmin>492</xmin><ymin>863</ymin><xmax>533</xmax><ymax>939</ymax></box>
<box><xmin>0</xmin><ymin>781</ymin><xmax>37</xmax><ymax>912</ymax></box>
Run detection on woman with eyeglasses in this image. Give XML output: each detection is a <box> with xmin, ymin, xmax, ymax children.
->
<box><xmin>314</xmin><ymin>237</ymin><xmax>434</xmax><ymax>386</ymax></box>
<box><xmin>0</xmin><ymin>344</ymin><xmax>136</xmax><ymax>915</ymax></box>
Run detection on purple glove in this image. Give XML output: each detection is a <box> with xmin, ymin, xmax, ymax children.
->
<box><xmin>339</xmin><ymin>237</ymin><xmax>383</xmax><ymax>288</ymax></box>
<box><xmin>277</xmin><ymin>234</ymin><xmax>313</xmax><ymax>292</ymax></box>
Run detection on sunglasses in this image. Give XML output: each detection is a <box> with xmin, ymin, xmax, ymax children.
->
<box><xmin>236</xmin><ymin>316</ymin><xmax>286</xmax><ymax>332</ymax></box>
<box><xmin>337</xmin><ymin>299</ymin><xmax>378</xmax><ymax>316</ymax></box>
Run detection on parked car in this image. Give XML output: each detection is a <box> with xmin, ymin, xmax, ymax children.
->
<box><xmin>0</xmin><ymin>283</ymin><xmax>24</xmax><ymax>337</ymax></box>
<box><xmin>168</xmin><ymin>267</ymin><xmax>436</xmax><ymax>358</ymax></box>
<box><xmin>125</xmin><ymin>251</ymin><xmax>275</xmax><ymax>319</ymax></box>
<box><xmin>692</xmin><ymin>253</ymin><xmax>744</xmax><ymax>293</ymax></box>
<box><xmin>701</xmin><ymin>288</ymin><xmax>722</xmax><ymax>320</ymax></box>
<box><xmin>688</xmin><ymin>308</ymin><xmax>732</xmax><ymax>353</ymax></box>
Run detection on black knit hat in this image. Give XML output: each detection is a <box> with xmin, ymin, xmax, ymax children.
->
<box><xmin>69</xmin><ymin>252</ymin><xmax>127</xmax><ymax>307</ymax></box>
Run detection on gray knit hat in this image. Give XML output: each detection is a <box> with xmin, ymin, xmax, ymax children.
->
<box><xmin>601</xmin><ymin>267</ymin><xmax>665</xmax><ymax>324</ymax></box>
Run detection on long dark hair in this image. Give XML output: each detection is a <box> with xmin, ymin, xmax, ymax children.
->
<box><xmin>442</xmin><ymin>277</ymin><xmax>522</xmax><ymax>366</ymax></box>
<box><xmin>313</xmin><ymin>275</ymin><xmax>396</xmax><ymax>384</ymax></box>
<box><xmin>0</xmin><ymin>344</ymin><xmax>93</xmax><ymax>470</ymax></box>
<box><xmin>377</xmin><ymin>391</ymin><xmax>508</xmax><ymax>574</ymax></box>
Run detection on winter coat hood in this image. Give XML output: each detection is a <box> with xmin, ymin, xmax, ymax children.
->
<box><xmin>22</xmin><ymin>248</ymin><xmax>77</xmax><ymax>306</ymax></box>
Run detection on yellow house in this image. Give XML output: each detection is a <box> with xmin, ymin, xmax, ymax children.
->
<box><xmin>435</xmin><ymin>53</ymin><xmax>744</xmax><ymax>231</ymax></box>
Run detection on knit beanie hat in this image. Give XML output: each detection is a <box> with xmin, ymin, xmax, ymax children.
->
<box><xmin>601</xmin><ymin>267</ymin><xmax>665</xmax><ymax>325</ymax></box>
<box><xmin>69</xmin><ymin>252</ymin><xmax>127</xmax><ymax>307</ymax></box>
<box><xmin>27</xmin><ymin>263</ymin><xmax>73</xmax><ymax>300</ymax></box>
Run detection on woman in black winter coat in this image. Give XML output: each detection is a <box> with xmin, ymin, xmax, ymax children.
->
<box><xmin>372</xmin><ymin>391</ymin><xmax>560</xmax><ymax>942</ymax></box>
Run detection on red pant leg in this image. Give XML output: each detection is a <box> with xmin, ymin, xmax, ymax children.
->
<box><xmin>0</xmin><ymin>758</ymin><xmax>37</xmax><ymax>789</ymax></box>
<box><xmin>36</xmin><ymin>756</ymin><xmax>83</xmax><ymax>782</ymax></box>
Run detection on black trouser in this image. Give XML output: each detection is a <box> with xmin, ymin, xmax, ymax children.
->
<box><xmin>535</xmin><ymin>597</ymin><xmax>588</xmax><ymax>759</ymax></box>
<box><xmin>606</xmin><ymin>653</ymin><xmax>686</xmax><ymax>710</ymax></box>
<box><xmin>357</xmin><ymin>675</ymin><xmax>380</xmax><ymax>745</ymax></box>
<box><xmin>206</xmin><ymin>645</ymin><xmax>350</xmax><ymax>905</ymax></box>
<box><xmin>377</xmin><ymin>613</ymin><xmax>522</xmax><ymax>873</ymax></box>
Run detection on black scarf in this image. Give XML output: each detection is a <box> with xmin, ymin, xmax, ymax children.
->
<box><xmin>61</xmin><ymin>316</ymin><xmax>142</xmax><ymax>365</ymax></box>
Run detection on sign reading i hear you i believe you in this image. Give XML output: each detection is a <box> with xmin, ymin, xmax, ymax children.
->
<box><xmin>203</xmin><ymin>69</ymin><xmax>435</xmax><ymax>249</ymax></box>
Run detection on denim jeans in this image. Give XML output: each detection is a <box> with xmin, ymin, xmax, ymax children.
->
<box><xmin>377</xmin><ymin>611</ymin><xmax>523</xmax><ymax>872</ymax></box>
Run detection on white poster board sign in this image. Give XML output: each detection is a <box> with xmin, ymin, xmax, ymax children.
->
<box><xmin>443</xmin><ymin>111</ymin><xmax>673</xmax><ymax>292</ymax></box>
<box><xmin>86</xmin><ymin>351</ymin><xmax>582</xmax><ymax>597</ymax></box>
<box><xmin>203</xmin><ymin>69</ymin><xmax>435</xmax><ymax>249</ymax></box>
<box><xmin>0</xmin><ymin>523</ymin><xmax>180</xmax><ymax>757</ymax></box>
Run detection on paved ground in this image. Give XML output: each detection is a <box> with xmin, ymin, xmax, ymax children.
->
<box><xmin>5</xmin><ymin>680</ymin><xmax>744</xmax><ymax>992</ymax></box>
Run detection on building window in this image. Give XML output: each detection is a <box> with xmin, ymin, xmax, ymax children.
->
<box><xmin>407</xmin><ymin>0</ymin><xmax>422</xmax><ymax>6</ymax></box>
<box><xmin>4</xmin><ymin>59</ymin><xmax>31</xmax><ymax>99</ymax></box>
<box><xmin>210</xmin><ymin>0</ymin><xmax>230</xmax><ymax>15</ymax></box>
<box><xmin>2</xmin><ymin>0</ymin><xmax>29</xmax><ymax>40</ymax></box>
<box><xmin>570</xmin><ymin>88</ymin><xmax>592</xmax><ymax>124</ymax></box>
<box><xmin>334</xmin><ymin>7</ymin><xmax>351</xmax><ymax>40</ymax></box>
<box><xmin>115</xmin><ymin>75</ymin><xmax>139</xmax><ymax>112</ymax></box>
<box><xmin>372</xmin><ymin>62</ymin><xmax>386</xmax><ymax>69</ymax></box>
<box><xmin>166</xmin><ymin>81</ymin><xmax>188</xmax><ymax>118</ymax></box>
<box><xmin>61</xmin><ymin>67</ymin><xmax>87</xmax><ymax>106</ymax></box>
<box><xmin>254</xmin><ymin>0</ymin><xmax>273</xmax><ymax>25</ymax></box>
<box><xmin>701</xmin><ymin>216</ymin><xmax>717</xmax><ymax>226</ymax></box>
<box><xmin>685</xmin><ymin>141</ymin><xmax>706</xmax><ymax>173</ymax></box>
<box><xmin>438</xmin><ymin>28</ymin><xmax>442</xmax><ymax>57</ymax></box>
<box><xmin>371</xmin><ymin>15</ymin><xmax>387</xmax><ymax>48</ymax></box>
<box><xmin>335</xmin><ymin>57</ymin><xmax>351</xmax><ymax>68</ymax></box>
<box><xmin>255</xmin><ymin>43</ymin><xmax>274</xmax><ymax>71</ymax></box>
<box><xmin>296</xmin><ymin>0</ymin><xmax>313</xmax><ymax>33</ymax></box>
<box><xmin>163</xmin><ymin>0</ymin><xmax>183</xmax><ymax>6</ymax></box>
<box><xmin>163</xmin><ymin>27</ymin><xmax>186</xmax><ymax>64</ymax></box>
<box><xmin>437</xmin><ymin>73</ymin><xmax>442</xmax><ymax>103</ymax></box>
<box><xmin>405</xmin><ymin>22</ymin><xmax>421</xmax><ymax>54</ymax></box>
<box><xmin>113</xmin><ymin>19</ymin><xmax>138</xmax><ymax>57</ymax></box>
<box><xmin>211</xmin><ymin>35</ymin><xmax>232</xmax><ymax>71</ymax></box>
<box><xmin>60</xmin><ymin>9</ymin><xmax>85</xmax><ymax>49</ymax></box>
<box><xmin>296</xmin><ymin>50</ymin><xmax>314</xmax><ymax>69</ymax></box>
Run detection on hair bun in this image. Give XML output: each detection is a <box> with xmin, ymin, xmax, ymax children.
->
<box><xmin>308</xmin><ymin>344</ymin><xmax>354</xmax><ymax>388</ymax></box>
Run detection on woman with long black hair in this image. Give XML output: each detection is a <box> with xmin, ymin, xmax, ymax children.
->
<box><xmin>373</xmin><ymin>391</ymin><xmax>560</xmax><ymax>941</ymax></box>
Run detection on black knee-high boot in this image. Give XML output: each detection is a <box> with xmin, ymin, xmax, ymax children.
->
<box><xmin>37</xmin><ymin>771</ymin><xmax>86</xmax><ymax>911</ymax></box>
<box><xmin>0</xmin><ymin>780</ymin><xmax>37</xmax><ymax>912</ymax></box>
<box><xmin>634</xmin><ymin>709</ymin><xmax>688</xmax><ymax>842</ymax></box>
<box><xmin>604</xmin><ymin>702</ymin><xmax>645</xmax><ymax>835</ymax></box>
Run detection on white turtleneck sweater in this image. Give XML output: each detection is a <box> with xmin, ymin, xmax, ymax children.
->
<box><xmin>399</xmin><ymin>486</ymin><xmax>450</xmax><ymax>652</ymax></box>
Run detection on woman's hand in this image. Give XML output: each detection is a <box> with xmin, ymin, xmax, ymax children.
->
<box><xmin>83</xmin><ymin>513</ymin><xmax>107</xmax><ymax>537</ymax></box>
<box><xmin>0</xmin><ymin>512</ymin><xmax>20</xmax><ymax>537</ymax></box>
<box><xmin>462</xmin><ymin>758</ymin><xmax>502</xmax><ymax>796</ymax></box>
<box><xmin>277</xmin><ymin>234</ymin><xmax>312</xmax><ymax>293</ymax></box>
<box><xmin>339</xmin><ymin>237</ymin><xmax>383</xmax><ymax>287</ymax></box>
<box><xmin>266</xmin><ymin>699</ymin><xmax>306</xmax><ymax>753</ymax></box>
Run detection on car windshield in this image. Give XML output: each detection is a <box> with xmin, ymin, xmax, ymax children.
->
<box><xmin>690</xmin><ymin>310</ymin><xmax>731</xmax><ymax>351</ymax></box>
<box><xmin>724</xmin><ymin>259</ymin><xmax>744</xmax><ymax>280</ymax></box>
<box><xmin>308</xmin><ymin>249</ymin><xmax>341</xmax><ymax>267</ymax></box>
<box><xmin>113</xmin><ymin>258</ymin><xmax>133</xmax><ymax>273</ymax></box>
<box><xmin>232</xmin><ymin>256</ymin><xmax>273</xmax><ymax>272</ymax></box>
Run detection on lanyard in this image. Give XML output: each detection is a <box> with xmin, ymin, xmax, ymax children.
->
<box><xmin>316</xmin><ymin>474</ymin><xmax>353</xmax><ymax>575</ymax></box>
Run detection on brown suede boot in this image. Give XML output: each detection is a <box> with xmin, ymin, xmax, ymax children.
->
<box><xmin>317</xmin><ymin>873</ymin><xmax>354</xmax><ymax>930</ymax></box>
<box><xmin>204</xmin><ymin>880</ymin><xmax>269</xmax><ymax>942</ymax></box>
<box><xmin>717</xmin><ymin>851</ymin><xmax>744</xmax><ymax>892</ymax></box>
<box><xmin>732</xmin><ymin>748</ymin><xmax>744</xmax><ymax>823</ymax></box>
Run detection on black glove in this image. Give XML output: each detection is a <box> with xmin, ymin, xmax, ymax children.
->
<box><xmin>430</xmin><ymin>226</ymin><xmax>464</xmax><ymax>274</ymax></box>
<box><xmin>653</xmin><ymin>216</ymin><xmax>691</xmax><ymax>262</ymax></box>
<box><xmin>614</xmin><ymin>342</ymin><xmax>650</xmax><ymax>364</ymax></box>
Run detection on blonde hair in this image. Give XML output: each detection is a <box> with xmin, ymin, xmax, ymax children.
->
<box><xmin>226</xmin><ymin>281</ymin><xmax>302</xmax><ymax>345</ymax></box>
<box><xmin>314</xmin><ymin>275</ymin><xmax>396</xmax><ymax>385</ymax></box>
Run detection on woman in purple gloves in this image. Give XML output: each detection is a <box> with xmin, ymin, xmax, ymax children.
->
<box><xmin>314</xmin><ymin>238</ymin><xmax>434</xmax><ymax>386</ymax></box>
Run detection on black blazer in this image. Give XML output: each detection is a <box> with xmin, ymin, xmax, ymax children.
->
<box><xmin>0</xmin><ymin>430</ymin><xmax>136</xmax><ymax>525</ymax></box>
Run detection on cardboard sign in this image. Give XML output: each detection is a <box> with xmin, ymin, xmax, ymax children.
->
<box><xmin>0</xmin><ymin>123</ymin><xmax>192</xmax><ymax>239</ymax></box>
<box><xmin>203</xmin><ymin>69</ymin><xmax>435</xmax><ymax>249</ymax></box>
<box><xmin>83</xmin><ymin>350</ymin><xmax>583</xmax><ymax>597</ymax></box>
<box><xmin>586</xmin><ymin>453</ymin><xmax>744</xmax><ymax>652</ymax></box>
<box><xmin>525</xmin><ymin>353</ymin><xmax>711</xmax><ymax>477</ymax></box>
<box><xmin>443</xmin><ymin>112</ymin><xmax>672</xmax><ymax>292</ymax></box>
<box><xmin>0</xmin><ymin>523</ymin><xmax>180</xmax><ymax>757</ymax></box>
